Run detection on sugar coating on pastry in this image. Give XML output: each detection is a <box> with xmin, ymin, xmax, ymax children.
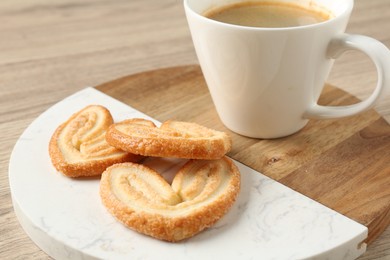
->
<box><xmin>49</xmin><ymin>105</ymin><xmax>141</xmax><ymax>177</ymax></box>
<box><xmin>99</xmin><ymin>156</ymin><xmax>240</xmax><ymax>242</ymax></box>
<box><xmin>105</xmin><ymin>118</ymin><xmax>232</xmax><ymax>159</ymax></box>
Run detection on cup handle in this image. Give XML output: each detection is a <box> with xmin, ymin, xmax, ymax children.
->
<box><xmin>304</xmin><ymin>33</ymin><xmax>390</xmax><ymax>119</ymax></box>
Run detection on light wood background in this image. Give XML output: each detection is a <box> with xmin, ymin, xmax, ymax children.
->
<box><xmin>0</xmin><ymin>0</ymin><xmax>389</xmax><ymax>259</ymax></box>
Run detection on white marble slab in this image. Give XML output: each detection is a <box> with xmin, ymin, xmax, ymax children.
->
<box><xmin>9</xmin><ymin>87</ymin><xmax>367</xmax><ymax>260</ymax></box>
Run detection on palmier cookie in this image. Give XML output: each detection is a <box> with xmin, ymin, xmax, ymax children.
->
<box><xmin>100</xmin><ymin>156</ymin><xmax>240</xmax><ymax>242</ymax></box>
<box><xmin>105</xmin><ymin>118</ymin><xmax>232</xmax><ymax>159</ymax></box>
<box><xmin>49</xmin><ymin>105</ymin><xmax>141</xmax><ymax>177</ymax></box>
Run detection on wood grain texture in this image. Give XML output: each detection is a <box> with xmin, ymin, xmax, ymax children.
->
<box><xmin>96</xmin><ymin>65</ymin><xmax>390</xmax><ymax>246</ymax></box>
<box><xmin>1</xmin><ymin>0</ymin><xmax>389</xmax><ymax>259</ymax></box>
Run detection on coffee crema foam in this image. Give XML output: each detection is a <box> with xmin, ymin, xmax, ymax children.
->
<box><xmin>204</xmin><ymin>1</ymin><xmax>334</xmax><ymax>28</ymax></box>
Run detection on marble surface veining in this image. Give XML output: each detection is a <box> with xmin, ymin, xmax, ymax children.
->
<box><xmin>9</xmin><ymin>88</ymin><xmax>367</xmax><ymax>260</ymax></box>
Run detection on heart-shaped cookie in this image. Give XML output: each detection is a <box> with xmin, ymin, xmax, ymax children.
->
<box><xmin>99</xmin><ymin>156</ymin><xmax>240</xmax><ymax>242</ymax></box>
<box><xmin>49</xmin><ymin>105</ymin><xmax>141</xmax><ymax>177</ymax></box>
<box><xmin>105</xmin><ymin>118</ymin><xmax>232</xmax><ymax>159</ymax></box>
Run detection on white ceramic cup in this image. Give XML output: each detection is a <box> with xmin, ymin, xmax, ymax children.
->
<box><xmin>184</xmin><ymin>0</ymin><xmax>390</xmax><ymax>138</ymax></box>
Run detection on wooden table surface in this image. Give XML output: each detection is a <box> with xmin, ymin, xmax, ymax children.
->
<box><xmin>0</xmin><ymin>0</ymin><xmax>389</xmax><ymax>259</ymax></box>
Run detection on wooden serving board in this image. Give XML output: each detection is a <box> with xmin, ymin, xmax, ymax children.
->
<box><xmin>96</xmin><ymin>65</ymin><xmax>390</xmax><ymax>245</ymax></box>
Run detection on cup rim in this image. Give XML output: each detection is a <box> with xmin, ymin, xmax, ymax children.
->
<box><xmin>184</xmin><ymin>0</ymin><xmax>354</xmax><ymax>31</ymax></box>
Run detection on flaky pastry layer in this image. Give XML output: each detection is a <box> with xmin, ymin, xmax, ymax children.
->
<box><xmin>100</xmin><ymin>156</ymin><xmax>240</xmax><ymax>242</ymax></box>
<box><xmin>49</xmin><ymin>105</ymin><xmax>141</xmax><ymax>177</ymax></box>
<box><xmin>105</xmin><ymin>118</ymin><xmax>232</xmax><ymax>159</ymax></box>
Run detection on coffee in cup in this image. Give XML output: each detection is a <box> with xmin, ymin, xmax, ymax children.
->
<box><xmin>204</xmin><ymin>1</ymin><xmax>333</xmax><ymax>28</ymax></box>
<box><xmin>184</xmin><ymin>0</ymin><xmax>390</xmax><ymax>139</ymax></box>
